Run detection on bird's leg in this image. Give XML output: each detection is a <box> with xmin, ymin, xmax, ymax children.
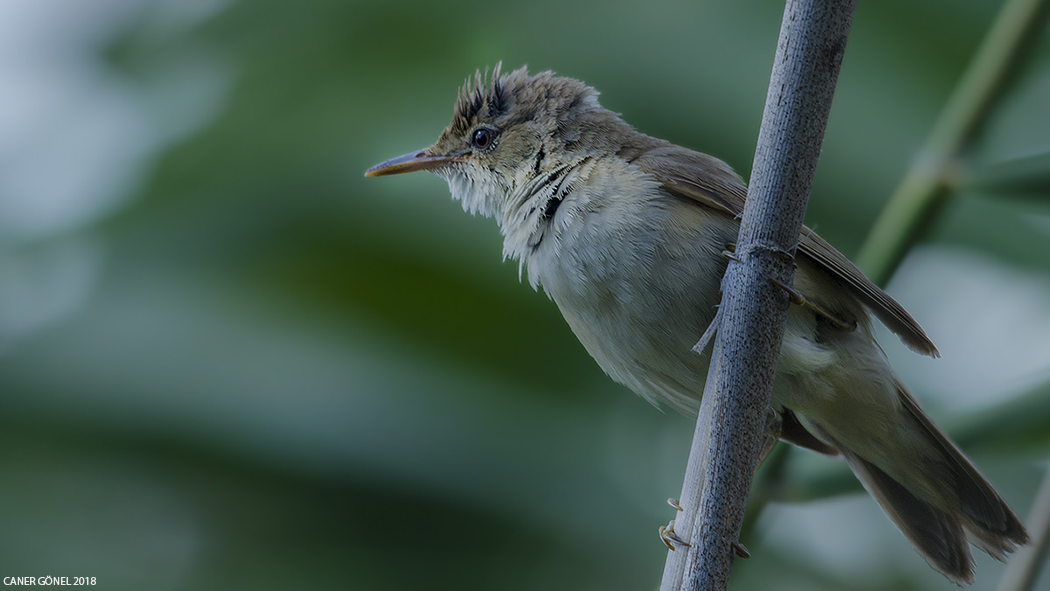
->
<box><xmin>757</xmin><ymin>407</ymin><xmax>783</xmax><ymax>471</ymax></box>
<box><xmin>769</xmin><ymin>278</ymin><xmax>857</xmax><ymax>332</ymax></box>
<box><xmin>769</xmin><ymin>277</ymin><xmax>806</xmax><ymax>306</ymax></box>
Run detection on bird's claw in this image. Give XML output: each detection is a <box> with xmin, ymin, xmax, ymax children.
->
<box><xmin>659</xmin><ymin>519</ymin><xmax>691</xmax><ymax>551</ymax></box>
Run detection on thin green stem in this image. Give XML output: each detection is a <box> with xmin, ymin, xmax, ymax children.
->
<box><xmin>856</xmin><ymin>0</ymin><xmax>1050</xmax><ymax>286</ymax></box>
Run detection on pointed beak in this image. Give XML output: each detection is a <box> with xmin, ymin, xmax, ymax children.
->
<box><xmin>365</xmin><ymin>149</ymin><xmax>462</xmax><ymax>177</ymax></box>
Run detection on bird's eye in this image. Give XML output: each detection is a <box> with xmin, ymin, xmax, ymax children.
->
<box><xmin>471</xmin><ymin>128</ymin><xmax>496</xmax><ymax>151</ymax></box>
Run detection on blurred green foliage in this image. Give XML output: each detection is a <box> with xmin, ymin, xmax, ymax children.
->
<box><xmin>0</xmin><ymin>0</ymin><xmax>1048</xmax><ymax>589</ymax></box>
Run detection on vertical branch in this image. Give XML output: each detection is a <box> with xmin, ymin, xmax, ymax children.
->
<box><xmin>660</xmin><ymin>1</ymin><xmax>855</xmax><ymax>590</ymax></box>
<box><xmin>741</xmin><ymin>0</ymin><xmax>1050</xmax><ymax>557</ymax></box>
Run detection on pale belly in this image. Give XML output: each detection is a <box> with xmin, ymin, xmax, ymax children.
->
<box><xmin>527</xmin><ymin>192</ymin><xmax>736</xmax><ymax>413</ymax></box>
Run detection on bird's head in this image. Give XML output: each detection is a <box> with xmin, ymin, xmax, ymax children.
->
<box><xmin>367</xmin><ymin>65</ymin><xmax>633</xmax><ymax>221</ymax></box>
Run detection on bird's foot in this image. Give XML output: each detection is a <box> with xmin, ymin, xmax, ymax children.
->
<box><xmin>659</xmin><ymin>519</ymin><xmax>691</xmax><ymax>551</ymax></box>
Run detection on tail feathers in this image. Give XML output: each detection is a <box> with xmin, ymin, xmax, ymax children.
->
<box><xmin>844</xmin><ymin>450</ymin><xmax>975</xmax><ymax>583</ymax></box>
<box><xmin>894</xmin><ymin>383</ymin><xmax>1028</xmax><ymax>558</ymax></box>
<box><xmin>819</xmin><ymin>380</ymin><xmax>1028</xmax><ymax>584</ymax></box>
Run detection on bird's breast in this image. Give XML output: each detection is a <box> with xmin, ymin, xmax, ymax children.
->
<box><xmin>525</xmin><ymin>175</ymin><xmax>737</xmax><ymax>412</ymax></box>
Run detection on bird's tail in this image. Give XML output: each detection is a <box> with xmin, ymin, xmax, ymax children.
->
<box><xmin>808</xmin><ymin>379</ymin><xmax>1028</xmax><ymax>584</ymax></box>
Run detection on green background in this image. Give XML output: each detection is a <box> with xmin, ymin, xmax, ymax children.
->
<box><xmin>1</xmin><ymin>0</ymin><xmax>1048</xmax><ymax>589</ymax></box>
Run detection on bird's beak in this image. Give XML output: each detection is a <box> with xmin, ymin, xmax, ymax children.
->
<box><xmin>365</xmin><ymin>149</ymin><xmax>461</xmax><ymax>177</ymax></box>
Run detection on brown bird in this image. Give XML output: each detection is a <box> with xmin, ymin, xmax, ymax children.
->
<box><xmin>366</xmin><ymin>65</ymin><xmax>1027</xmax><ymax>583</ymax></box>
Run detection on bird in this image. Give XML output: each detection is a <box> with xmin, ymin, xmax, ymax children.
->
<box><xmin>365</xmin><ymin>65</ymin><xmax>1027</xmax><ymax>583</ymax></box>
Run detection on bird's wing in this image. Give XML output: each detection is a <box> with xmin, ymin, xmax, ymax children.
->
<box><xmin>630</xmin><ymin>145</ymin><xmax>938</xmax><ymax>357</ymax></box>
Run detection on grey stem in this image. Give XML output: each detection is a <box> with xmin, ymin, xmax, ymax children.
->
<box><xmin>659</xmin><ymin>1</ymin><xmax>855</xmax><ymax>590</ymax></box>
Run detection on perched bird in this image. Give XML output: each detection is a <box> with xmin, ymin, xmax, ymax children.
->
<box><xmin>366</xmin><ymin>65</ymin><xmax>1027</xmax><ymax>583</ymax></box>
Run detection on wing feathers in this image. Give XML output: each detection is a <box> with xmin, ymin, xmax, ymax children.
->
<box><xmin>631</xmin><ymin>145</ymin><xmax>938</xmax><ymax>357</ymax></box>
